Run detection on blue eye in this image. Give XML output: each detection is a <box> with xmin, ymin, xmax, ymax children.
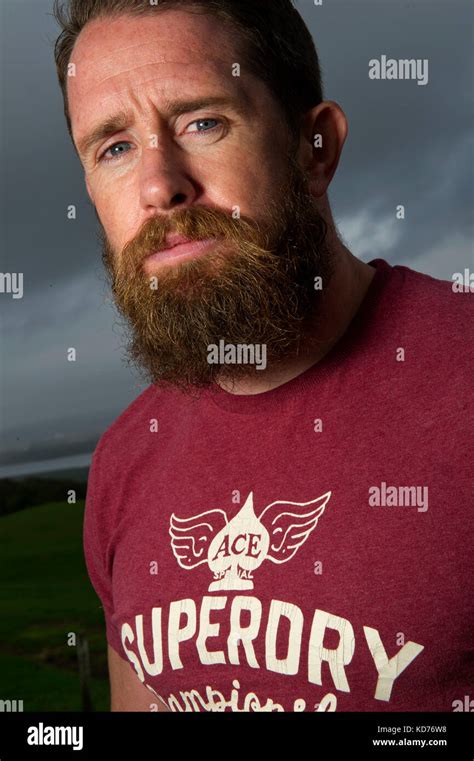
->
<box><xmin>187</xmin><ymin>118</ymin><xmax>221</xmax><ymax>134</ymax></box>
<box><xmin>99</xmin><ymin>119</ymin><xmax>222</xmax><ymax>164</ymax></box>
<box><xmin>100</xmin><ymin>141</ymin><xmax>132</xmax><ymax>162</ymax></box>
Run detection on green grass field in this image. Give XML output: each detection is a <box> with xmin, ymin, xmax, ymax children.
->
<box><xmin>0</xmin><ymin>501</ymin><xmax>110</xmax><ymax>711</ymax></box>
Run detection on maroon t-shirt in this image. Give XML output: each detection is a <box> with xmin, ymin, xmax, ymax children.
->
<box><xmin>84</xmin><ymin>258</ymin><xmax>473</xmax><ymax>712</ymax></box>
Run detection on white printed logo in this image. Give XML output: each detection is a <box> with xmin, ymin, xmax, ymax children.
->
<box><xmin>169</xmin><ymin>490</ymin><xmax>331</xmax><ymax>591</ymax></box>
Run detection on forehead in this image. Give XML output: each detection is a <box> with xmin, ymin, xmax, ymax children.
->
<box><xmin>68</xmin><ymin>10</ymin><xmax>247</xmax><ymax>128</ymax></box>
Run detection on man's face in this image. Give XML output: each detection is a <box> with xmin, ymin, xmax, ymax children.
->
<box><xmin>69</xmin><ymin>9</ymin><xmax>333</xmax><ymax>392</ymax></box>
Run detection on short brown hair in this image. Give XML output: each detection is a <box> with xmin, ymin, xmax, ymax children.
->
<box><xmin>53</xmin><ymin>0</ymin><xmax>325</xmax><ymax>144</ymax></box>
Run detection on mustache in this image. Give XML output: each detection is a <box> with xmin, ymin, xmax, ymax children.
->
<box><xmin>119</xmin><ymin>205</ymin><xmax>268</xmax><ymax>269</ymax></box>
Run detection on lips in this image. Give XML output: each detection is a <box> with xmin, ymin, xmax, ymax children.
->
<box><xmin>160</xmin><ymin>233</ymin><xmax>195</xmax><ymax>251</ymax></box>
<box><xmin>143</xmin><ymin>237</ymin><xmax>218</xmax><ymax>268</ymax></box>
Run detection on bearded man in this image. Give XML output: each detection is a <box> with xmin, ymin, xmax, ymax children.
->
<box><xmin>52</xmin><ymin>0</ymin><xmax>473</xmax><ymax>713</ymax></box>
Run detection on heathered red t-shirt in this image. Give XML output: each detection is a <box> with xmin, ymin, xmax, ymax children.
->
<box><xmin>84</xmin><ymin>258</ymin><xmax>473</xmax><ymax>712</ymax></box>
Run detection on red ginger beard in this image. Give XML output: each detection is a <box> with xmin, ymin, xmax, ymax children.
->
<box><xmin>99</xmin><ymin>157</ymin><xmax>334</xmax><ymax>395</ymax></box>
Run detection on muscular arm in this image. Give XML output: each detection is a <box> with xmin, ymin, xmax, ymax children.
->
<box><xmin>107</xmin><ymin>644</ymin><xmax>170</xmax><ymax>712</ymax></box>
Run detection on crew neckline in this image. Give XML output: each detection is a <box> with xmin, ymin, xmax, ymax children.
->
<box><xmin>201</xmin><ymin>258</ymin><xmax>394</xmax><ymax>414</ymax></box>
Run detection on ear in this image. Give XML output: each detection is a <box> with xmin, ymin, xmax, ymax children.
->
<box><xmin>297</xmin><ymin>101</ymin><xmax>348</xmax><ymax>198</ymax></box>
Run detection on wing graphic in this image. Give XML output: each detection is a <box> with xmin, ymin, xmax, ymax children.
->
<box><xmin>169</xmin><ymin>508</ymin><xmax>228</xmax><ymax>569</ymax></box>
<box><xmin>258</xmin><ymin>491</ymin><xmax>331</xmax><ymax>564</ymax></box>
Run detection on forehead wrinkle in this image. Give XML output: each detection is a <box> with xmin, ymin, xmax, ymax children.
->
<box><xmin>73</xmin><ymin>21</ymin><xmax>238</xmax><ymax>74</ymax></box>
<box><xmin>91</xmin><ymin>58</ymin><xmax>230</xmax><ymax>89</ymax></box>
<box><xmin>74</xmin><ymin>74</ymin><xmax>238</xmax><ymax>118</ymax></box>
<box><xmin>76</xmin><ymin>36</ymin><xmax>217</xmax><ymax>58</ymax></box>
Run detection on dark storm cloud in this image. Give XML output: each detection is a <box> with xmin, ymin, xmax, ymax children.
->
<box><xmin>0</xmin><ymin>0</ymin><xmax>472</xmax><ymax>469</ymax></box>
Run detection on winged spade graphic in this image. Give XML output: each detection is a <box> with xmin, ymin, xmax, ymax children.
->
<box><xmin>169</xmin><ymin>491</ymin><xmax>331</xmax><ymax>591</ymax></box>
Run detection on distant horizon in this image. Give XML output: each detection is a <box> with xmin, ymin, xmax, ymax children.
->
<box><xmin>0</xmin><ymin>452</ymin><xmax>92</xmax><ymax>480</ymax></box>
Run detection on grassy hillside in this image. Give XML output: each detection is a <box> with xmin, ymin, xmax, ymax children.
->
<box><xmin>0</xmin><ymin>500</ymin><xmax>109</xmax><ymax>711</ymax></box>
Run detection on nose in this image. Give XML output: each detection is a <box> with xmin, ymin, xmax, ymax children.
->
<box><xmin>139</xmin><ymin>141</ymin><xmax>198</xmax><ymax>214</ymax></box>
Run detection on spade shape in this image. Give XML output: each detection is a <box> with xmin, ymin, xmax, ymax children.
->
<box><xmin>208</xmin><ymin>493</ymin><xmax>269</xmax><ymax>591</ymax></box>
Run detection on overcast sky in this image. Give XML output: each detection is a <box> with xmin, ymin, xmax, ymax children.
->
<box><xmin>0</xmin><ymin>0</ymin><xmax>472</xmax><ymax>473</ymax></box>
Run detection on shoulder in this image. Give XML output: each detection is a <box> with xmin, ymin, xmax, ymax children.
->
<box><xmin>380</xmin><ymin>262</ymin><xmax>473</xmax><ymax>399</ymax></box>
<box><xmin>386</xmin><ymin>261</ymin><xmax>473</xmax><ymax>346</ymax></box>
<box><xmin>392</xmin><ymin>261</ymin><xmax>472</xmax><ymax>313</ymax></box>
<box><xmin>92</xmin><ymin>383</ymin><xmax>160</xmax><ymax>464</ymax></box>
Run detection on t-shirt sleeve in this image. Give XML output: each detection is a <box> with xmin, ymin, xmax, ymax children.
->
<box><xmin>83</xmin><ymin>439</ymin><xmax>124</xmax><ymax>657</ymax></box>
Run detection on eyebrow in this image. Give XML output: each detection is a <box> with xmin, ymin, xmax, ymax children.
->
<box><xmin>76</xmin><ymin>95</ymin><xmax>250</xmax><ymax>159</ymax></box>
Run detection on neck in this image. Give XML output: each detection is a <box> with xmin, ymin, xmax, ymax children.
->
<box><xmin>216</xmin><ymin>243</ymin><xmax>376</xmax><ymax>396</ymax></box>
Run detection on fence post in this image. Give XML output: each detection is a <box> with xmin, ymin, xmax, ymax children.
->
<box><xmin>77</xmin><ymin>634</ymin><xmax>93</xmax><ymax>712</ymax></box>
